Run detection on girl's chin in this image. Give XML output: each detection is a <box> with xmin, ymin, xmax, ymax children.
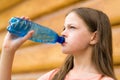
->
<box><xmin>61</xmin><ymin>49</ymin><xmax>72</xmax><ymax>54</ymax></box>
<box><xmin>62</xmin><ymin>52</ymin><xmax>69</xmax><ymax>54</ymax></box>
<box><xmin>62</xmin><ymin>50</ymin><xmax>67</xmax><ymax>54</ymax></box>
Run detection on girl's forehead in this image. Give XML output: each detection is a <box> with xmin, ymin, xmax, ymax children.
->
<box><xmin>65</xmin><ymin>12</ymin><xmax>79</xmax><ymax>20</ymax></box>
<box><xmin>64</xmin><ymin>12</ymin><xmax>85</xmax><ymax>26</ymax></box>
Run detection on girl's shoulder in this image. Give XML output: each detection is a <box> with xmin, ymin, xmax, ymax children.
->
<box><xmin>101</xmin><ymin>76</ymin><xmax>114</xmax><ymax>80</ymax></box>
<box><xmin>37</xmin><ymin>69</ymin><xmax>59</xmax><ymax>80</ymax></box>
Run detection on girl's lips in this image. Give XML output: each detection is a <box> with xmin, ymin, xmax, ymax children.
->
<box><xmin>61</xmin><ymin>42</ymin><xmax>67</xmax><ymax>46</ymax></box>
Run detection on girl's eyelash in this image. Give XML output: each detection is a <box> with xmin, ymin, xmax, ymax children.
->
<box><xmin>63</xmin><ymin>26</ymin><xmax>76</xmax><ymax>31</ymax></box>
<box><xmin>70</xmin><ymin>26</ymin><xmax>74</xmax><ymax>28</ymax></box>
<box><xmin>69</xmin><ymin>26</ymin><xmax>75</xmax><ymax>29</ymax></box>
<box><xmin>63</xmin><ymin>27</ymin><xmax>65</xmax><ymax>31</ymax></box>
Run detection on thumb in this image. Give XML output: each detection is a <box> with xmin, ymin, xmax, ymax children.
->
<box><xmin>22</xmin><ymin>30</ymin><xmax>34</xmax><ymax>43</ymax></box>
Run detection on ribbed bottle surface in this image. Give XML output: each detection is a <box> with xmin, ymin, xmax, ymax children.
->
<box><xmin>7</xmin><ymin>17</ymin><xmax>64</xmax><ymax>44</ymax></box>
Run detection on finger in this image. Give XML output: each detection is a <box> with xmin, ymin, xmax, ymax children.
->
<box><xmin>25</xmin><ymin>17</ymin><xmax>30</xmax><ymax>20</ymax></box>
<box><xmin>4</xmin><ymin>32</ymin><xmax>12</xmax><ymax>40</ymax></box>
<box><xmin>20</xmin><ymin>16</ymin><xmax>30</xmax><ymax>21</ymax></box>
<box><xmin>20</xmin><ymin>16</ymin><xmax>25</xmax><ymax>19</ymax></box>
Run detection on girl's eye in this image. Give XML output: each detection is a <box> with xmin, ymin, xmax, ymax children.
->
<box><xmin>70</xmin><ymin>26</ymin><xmax>75</xmax><ymax>29</ymax></box>
<box><xmin>63</xmin><ymin>27</ymin><xmax>65</xmax><ymax>31</ymax></box>
<box><xmin>62</xmin><ymin>26</ymin><xmax>76</xmax><ymax>31</ymax></box>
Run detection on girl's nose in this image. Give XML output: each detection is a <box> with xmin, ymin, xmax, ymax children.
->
<box><xmin>61</xmin><ymin>30</ymin><xmax>67</xmax><ymax>38</ymax></box>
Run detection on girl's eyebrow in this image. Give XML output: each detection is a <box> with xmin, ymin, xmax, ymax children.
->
<box><xmin>64</xmin><ymin>23</ymin><xmax>72</xmax><ymax>27</ymax></box>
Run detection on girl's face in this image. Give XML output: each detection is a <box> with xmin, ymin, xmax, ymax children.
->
<box><xmin>61</xmin><ymin>12</ymin><xmax>93</xmax><ymax>54</ymax></box>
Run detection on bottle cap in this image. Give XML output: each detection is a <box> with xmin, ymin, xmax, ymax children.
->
<box><xmin>57</xmin><ymin>36</ymin><xmax>65</xmax><ymax>44</ymax></box>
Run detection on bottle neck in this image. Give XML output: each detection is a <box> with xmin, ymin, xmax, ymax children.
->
<box><xmin>57</xmin><ymin>36</ymin><xmax>65</xmax><ymax>44</ymax></box>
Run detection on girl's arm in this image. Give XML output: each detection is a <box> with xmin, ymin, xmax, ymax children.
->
<box><xmin>0</xmin><ymin>30</ymin><xmax>34</xmax><ymax>80</ymax></box>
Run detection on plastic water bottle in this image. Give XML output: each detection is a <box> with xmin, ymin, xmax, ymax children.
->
<box><xmin>7</xmin><ymin>17</ymin><xmax>64</xmax><ymax>44</ymax></box>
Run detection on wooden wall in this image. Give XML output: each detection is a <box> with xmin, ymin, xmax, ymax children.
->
<box><xmin>0</xmin><ymin>0</ymin><xmax>120</xmax><ymax>80</ymax></box>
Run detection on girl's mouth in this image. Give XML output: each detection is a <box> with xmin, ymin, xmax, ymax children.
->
<box><xmin>61</xmin><ymin>42</ymin><xmax>67</xmax><ymax>46</ymax></box>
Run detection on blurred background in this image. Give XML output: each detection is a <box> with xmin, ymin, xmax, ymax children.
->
<box><xmin>0</xmin><ymin>0</ymin><xmax>120</xmax><ymax>80</ymax></box>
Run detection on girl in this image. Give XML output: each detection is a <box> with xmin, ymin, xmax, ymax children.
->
<box><xmin>0</xmin><ymin>7</ymin><xmax>117</xmax><ymax>80</ymax></box>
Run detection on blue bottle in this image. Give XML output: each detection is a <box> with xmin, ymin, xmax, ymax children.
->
<box><xmin>7</xmin><ymin>17</ymin><xmax>64</xmax><ymax>44</ymax></box>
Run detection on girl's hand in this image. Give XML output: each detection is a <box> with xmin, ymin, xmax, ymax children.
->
<box><xmin>2</xmin><ymin>31</ymin><xmax>34</xmax><ymax>52</ymax></box>
<box><xmin>2</xmin><ymin>16</ymin><xmax>34</xmax><ymax>53</ymax></box>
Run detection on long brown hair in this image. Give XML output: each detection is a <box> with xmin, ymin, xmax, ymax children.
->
<box><xmin>52</xmin><ymin>7</ymin><xmax>116</xmax><ymax>80</ymax></box>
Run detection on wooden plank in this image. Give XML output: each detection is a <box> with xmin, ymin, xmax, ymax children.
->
<box><xmin>114</xmin><ymin>66</ymin><xmax>120</xmax><ymax>80</ymax></box>
<box><xmin>0</xmin><ymin>0</ymin><xmax>22</xmax><ymax>12</ymax></box>
<box><xmin>12</xmin><ymin>44</ymin><xmax>66</xmax><ymax>73</ymax></box>
<box><xmin>112</xmin><ymin>25</ymin><xmax>120</xmax><ymax>65</ymax></box>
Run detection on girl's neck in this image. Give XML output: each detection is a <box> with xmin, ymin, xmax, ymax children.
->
<box><xmin>72</xmin><ymin>47</ymin><xmax>99</xmax><ymax>74</ymax></box>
